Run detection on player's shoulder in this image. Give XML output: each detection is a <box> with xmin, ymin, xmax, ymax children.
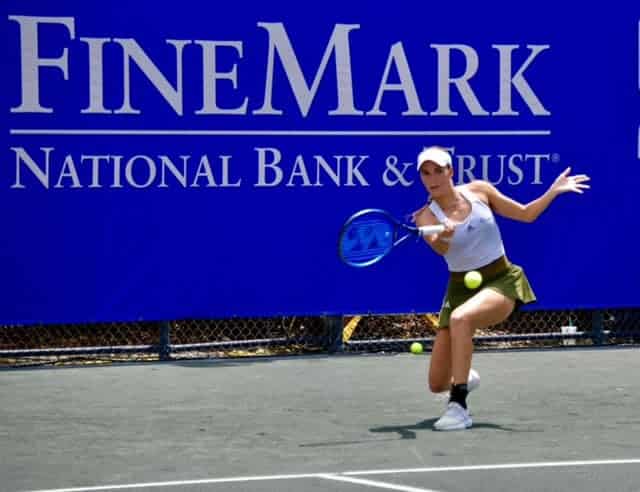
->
<box><xmin>463</xmin><ymin>180</ymin><xmax>494</xmax><ymax>193</ymax></box>
<box><xmin>460</xmin><ymin>180</ymin><xmax>494</xmax><ymax>204</ymax></box>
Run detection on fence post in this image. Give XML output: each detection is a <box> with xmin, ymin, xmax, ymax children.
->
<box><xmin>159</xmin><ymin>321</ymin><xmax>171</xmax><ymax>360</ymax></box>
<box><xmin>324</xmin><ymin>316</ymin><xmax>343</xmax><ymax>354</ymax></box>
<box><xmin>591</xmin><ymin>310</ymin><xmax>605</xmax><ymax>345</ymax></box>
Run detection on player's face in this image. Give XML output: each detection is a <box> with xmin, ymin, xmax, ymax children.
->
<box><xmin>418</xmin><ymin>161</ymin><xmax>453</xmax><ymax>197</ymax></box>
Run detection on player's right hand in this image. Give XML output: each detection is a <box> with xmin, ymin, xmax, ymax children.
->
<box><xmin>438</xmin><ymin>220</ymin><xmax>456</xmax><ymax>242</ymax></box>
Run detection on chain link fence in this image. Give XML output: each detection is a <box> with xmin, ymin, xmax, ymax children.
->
<box><xmin>1</xmin><ymin>309</ymin><xmax>639</xmax><ymax>367</ymax></box>
<box><xmin>342</xmin><ymin>309</ymin><xmax>637</xmax><ymax>351</ymax></box>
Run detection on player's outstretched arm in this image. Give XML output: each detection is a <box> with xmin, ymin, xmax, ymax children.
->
<box><xmin>469</xmin><ymin>167</ymin><xmax>590</xmax><ymax>223</ymax></box>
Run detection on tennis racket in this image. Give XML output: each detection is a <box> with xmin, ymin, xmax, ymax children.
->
<box><xmin>338</xmin><ymin>209</ymin><xmax>445</xmax><ymax>267</ymax></box>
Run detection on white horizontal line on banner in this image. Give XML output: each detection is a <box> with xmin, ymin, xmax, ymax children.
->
<box><xmin>9</xmin><ymin>129</ymin><xmax>551</xmax><ymax>137</ymax></box>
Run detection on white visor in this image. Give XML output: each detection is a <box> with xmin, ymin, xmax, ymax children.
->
<box><xmin>416</xmin><ymin>147</ymin><xmax>452</xmax><ymax>171</ymax></box>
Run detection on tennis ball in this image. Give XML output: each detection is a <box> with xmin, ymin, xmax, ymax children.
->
<box><xmin>410</xmin><ymin>342</ymin><xmax>423</xmax><ymax>354</ymax></box>
<box><xmin>464</xmin><ymin>270</ymin><xmax>483</xmax><ymax>290</ymax></box>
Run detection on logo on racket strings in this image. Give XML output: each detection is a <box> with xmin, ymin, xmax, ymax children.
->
<box><xmin>343</xmin><ymin>220</ymin><xmax>393</xmax><ymax>259</ymax></box>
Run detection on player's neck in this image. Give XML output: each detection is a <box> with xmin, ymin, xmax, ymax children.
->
<box><xmin>434</xmin><ymin>188</ymin><xmax>462</xmax><ymax>211</ymax></box>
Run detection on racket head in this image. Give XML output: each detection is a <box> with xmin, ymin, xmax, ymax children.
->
<box><xmin>338</xmin><ymin>209</ymin><xmax>398</xmax><ymax>267</ymax></box>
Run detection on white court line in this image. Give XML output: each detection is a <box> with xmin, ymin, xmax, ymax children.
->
<box><xmin>319</xmin><ymin>474</ymin><xmax>439</xmax><ymax>492</ymax></box>
<box><xmin>342</xmin><ymin>458</ymin><xmax>640</xmax><ymax>476</ymax></box>
<box><xmin>21</xmin><ymin>458</ymin><xmax>640</xmax><ymax>492</ymax></box>
<box><xmin>21</xmin><ymin>473</ymin><xmax>324</xmax><ymax>492</ymax></box>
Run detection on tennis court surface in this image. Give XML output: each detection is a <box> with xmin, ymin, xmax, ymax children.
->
<box><xmin>2</xmin><ymin>347</ymin><xmax>640</xmax><ymax>492</ymax></box>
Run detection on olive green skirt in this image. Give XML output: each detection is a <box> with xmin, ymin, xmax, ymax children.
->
<box><xmin>438</xmin><ymin>258</ymin><xmax>536</xmax><ymax>329</ymax></box>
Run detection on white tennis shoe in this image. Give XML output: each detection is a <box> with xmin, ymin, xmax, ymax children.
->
<box><xmin>432</xmin><ymin>369</ymin><xmax>480</xmax><ymax>428</ymax></box>
<box><xmin>434</xmin><ymin>402</ymin><xmax>472</xmax><ymax>431</ymax></box>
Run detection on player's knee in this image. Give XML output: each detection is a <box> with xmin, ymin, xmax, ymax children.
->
<box><xmin>449</xmin><ymin>309</ymin><xmax>471</xmax><ymax>330</ymax></box>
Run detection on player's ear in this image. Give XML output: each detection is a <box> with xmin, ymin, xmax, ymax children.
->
<box><xmin>446</xmin><ymin>164</ymin><xmax>454</xmax><ymax>177</ymax></box>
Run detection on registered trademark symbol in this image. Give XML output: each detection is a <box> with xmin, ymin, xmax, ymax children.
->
<box><xmin>551</xmin><ymin>153</ymin><xmax>561</xmax><ymax>163</ymax></box>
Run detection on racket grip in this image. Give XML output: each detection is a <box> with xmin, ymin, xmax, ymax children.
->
<box><xmin>418</xmin><ymin>224</ymin><xmax>445</xmax><ymax>236</ymax></box>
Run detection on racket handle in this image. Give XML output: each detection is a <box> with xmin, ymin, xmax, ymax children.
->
<box><xmin>418</xmin><ymin>224</ymin><xmax>445</xmax><ymax>236</ymax></box>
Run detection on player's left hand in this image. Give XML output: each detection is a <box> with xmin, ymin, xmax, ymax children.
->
<box><xmin>551</xmin><ymin>167</ymin><xmax>591</xmax><ymax>194</ymax></box>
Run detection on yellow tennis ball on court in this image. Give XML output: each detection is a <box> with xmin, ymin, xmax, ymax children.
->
<box><xmin>464</xmin><ymin>270</ymin><xmax>483</xmax><ymax>289</ymax></box>
<box><xmin>410</xmin><ymin>342</ymin><xmax>423</xmax><ymax>354</ymax></box>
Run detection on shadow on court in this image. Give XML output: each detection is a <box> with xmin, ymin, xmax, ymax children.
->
<box><xmin>369</xmin><ymin>418</ymin><xmax>541</xmax><ymax>438</ymax></box>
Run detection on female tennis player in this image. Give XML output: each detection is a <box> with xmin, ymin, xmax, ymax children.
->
<box><xmin>413</xmin><ymin>146</ymin><xmax>590</xmax><ymax>431</ymax></box>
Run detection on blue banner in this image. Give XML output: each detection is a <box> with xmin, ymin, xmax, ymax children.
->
<box><xmin>1</xmin><ymin>2</ymin><xmax>639</xmax><ymax>324</ymax></box>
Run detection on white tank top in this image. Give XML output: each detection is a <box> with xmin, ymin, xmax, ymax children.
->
<box><xmin>428</xmin><ymin>188</ymin><xmax>506</xmax><ymax>272</ymax></box>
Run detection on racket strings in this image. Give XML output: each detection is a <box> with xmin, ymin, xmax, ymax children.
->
<box><xmin>340</xmin><ymin>218</ymin><xmax>395</xmax><ymax>264</ymax></box>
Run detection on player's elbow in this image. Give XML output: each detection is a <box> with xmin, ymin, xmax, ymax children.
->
<box><xmin>517</xmin><ymin>207</ymin><xmax>536</xmax><ymax>223</ymax></box>
<box><xmin>523</xmin><ymin>207</ymin><xmax>545</xmax><ymax>223</ymax></box>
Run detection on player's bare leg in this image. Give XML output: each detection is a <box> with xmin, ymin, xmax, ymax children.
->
<box><xmin>434</xmin><ymin>289</ymin><xmax>514</xmax><ymax>431</ymax></box>
<box><xmin>449</xmin><ymin>289</ymin><xmax>515</xmax><ymax>385</ymax></box>
<box><xmin>428</xmin><ymin>327</ymin><xmax>481</xmax><ymax>396</ymax></box>
<box><xmin>428</xmin><ymin>329</ymin><xmax>452</xmax><ymax>393</ymax></box>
